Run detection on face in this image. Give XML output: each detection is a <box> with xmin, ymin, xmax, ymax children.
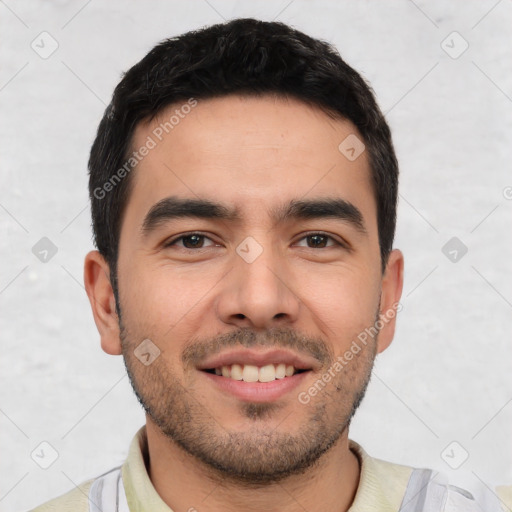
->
<box><xmin>86</xmin><ymin>94</ymin><xmax>403</xmax><ymax>484</ymax></box>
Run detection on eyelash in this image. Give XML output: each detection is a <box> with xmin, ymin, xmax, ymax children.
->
<box><xmin>164</xmin><ymin>232</ymin><xmax>346</xmax><ymax>250</ymax></box>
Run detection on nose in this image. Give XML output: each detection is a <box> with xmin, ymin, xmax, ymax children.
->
<box><xmin>215</xmin><ymin>238</ymin><xmax>301</xmax><ymax>330</ymax></box>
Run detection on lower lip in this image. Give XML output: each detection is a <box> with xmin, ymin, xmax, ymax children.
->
<box><xmin>200</xmin><ymin>370</ymin><xmax>310</xmax><ymax>402</ymax></box>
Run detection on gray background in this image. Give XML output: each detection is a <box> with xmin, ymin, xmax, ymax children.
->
<box><xmin>1</xmin><ymin>1</ymin><xmax>511</xmax><ymax>510</ymax></box>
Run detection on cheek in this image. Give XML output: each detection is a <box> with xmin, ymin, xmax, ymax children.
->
<box><xmin>119</xmin><ymin>261</ymin><xmax>214</xmax><ymax>338</ymax></box>
<box><xmin>299</xmin><ymin>267</ymin><xmax>380</xmax><ymax>334</ymax></box>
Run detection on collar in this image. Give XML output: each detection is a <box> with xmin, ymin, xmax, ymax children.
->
<box><xmin>121</xmin><ymin>425</ymin><xmax>412</xmax><ymax>512</ymax></box>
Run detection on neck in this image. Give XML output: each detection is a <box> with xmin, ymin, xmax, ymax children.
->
<box><xmin>145</xmin><ymin>419</ymin><xmax>361</xmax><ymax>512</ymax></box>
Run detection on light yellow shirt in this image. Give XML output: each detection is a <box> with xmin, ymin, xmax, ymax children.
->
<box><xmin>29</xmin><ymin>425</ymin><xmax>511</xmax><ymax>512</ymax></box>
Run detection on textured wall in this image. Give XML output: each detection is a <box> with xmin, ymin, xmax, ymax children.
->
<box><xmin>1</xmin><ymin>1</ymin><xmax>511</xmax><ymax>510</ymax></box>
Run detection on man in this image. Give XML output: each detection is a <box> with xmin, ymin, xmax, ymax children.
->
<box><xmin>31</xmin><ymin>17</ymin><xmax>510</xmax><ymax>512</ymax></box>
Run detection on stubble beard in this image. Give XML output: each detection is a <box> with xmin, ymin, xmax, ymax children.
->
<box><xmin>119</xmin><ymin>315</ymin><xmax>377</xmax><ymax>486</ymax></box>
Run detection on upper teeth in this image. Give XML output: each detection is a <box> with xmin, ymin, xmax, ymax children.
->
<box><xmin>214</xmin><ymin>363</ymin><xmax>296</xmax><ymax>382</ymax></box>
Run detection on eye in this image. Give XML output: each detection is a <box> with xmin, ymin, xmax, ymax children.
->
<box><xmin>164</xmin><ymin>233</ymin><xmax>217</xmax><ymax>250</ymax></box>
<box><xmin>163</xmin><ymin>231</ymin><xmax>346</xmax><ymax>251</ymax></box>
<box><xmin>295</xmin><ymin>232</ymin><xmax>344</xmax><ymax>249</ymax></box>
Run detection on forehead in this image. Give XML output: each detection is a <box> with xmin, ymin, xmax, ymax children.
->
<box><xmin>124</xmin><ymin>94</ymin><xmax>375</xmax><ymax>231</ymax></box>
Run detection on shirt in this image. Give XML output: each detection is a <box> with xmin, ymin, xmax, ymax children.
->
<box><xmin>29</xmin><ymin>425</ymin><xmax>511</xmax><ymax>512</ymax></box>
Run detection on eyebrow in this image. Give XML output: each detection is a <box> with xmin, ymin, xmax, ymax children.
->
<box><xmin>141</xmin><ymin>195</ymin><xmax>367</xmax><ymax>236</ymax></box>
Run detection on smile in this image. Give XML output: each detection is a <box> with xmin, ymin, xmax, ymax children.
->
<box><xmin>203</xmin><ymin>363</ymin><xmax>306</xmax><ymax>382</ymax></box>
<box><xmin>197</xmin><ymin>348</ymin><xmax>317</xmax><ymax>402</ymax></box>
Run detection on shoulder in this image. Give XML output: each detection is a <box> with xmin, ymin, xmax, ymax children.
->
<box><xmin>349</xmin><ymin>440</ymin><xmax>414</xmax><ymax>511</ymax></box>
<box><xmin>496</xmin><ymin>484</ymin><xmax>512</xmax><ymax>511</ymax></box>
<box><xmin>348</xmin><ymin>440</ymin><xmax>509</xmax><ymax>512</ymax></box>
<box><xmin>28</xmin><ymin>478</ymin><xmax>95</xmax><ymax>512</ymax></box>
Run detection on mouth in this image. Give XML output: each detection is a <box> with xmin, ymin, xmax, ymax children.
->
<box><xmin>197</xmin><ymin>349</ymin><xmax>316</xmax><ymax>402</ymax></box>
<box><xmin>203</xmin><ymin>363</ymin><xmax>308</xmax><ymax>382</ymax></box>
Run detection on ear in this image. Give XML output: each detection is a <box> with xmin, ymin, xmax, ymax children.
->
<box><xmin>83</xmin><ymin>250</ymin><xmax>122</xmax><ymax>355</ymax></box>
<box><xmin>376</xmin><ymin>249</ymin><xmax>404</xmax><ymax>354</ymax></box>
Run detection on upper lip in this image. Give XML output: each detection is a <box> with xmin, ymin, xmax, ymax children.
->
<box><xmin>197</xmin><ymin>348</ymin><xmax>319</xmax><ymax>371</ymax></box>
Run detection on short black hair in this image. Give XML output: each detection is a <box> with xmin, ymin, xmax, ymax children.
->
<box><xmin>88</xmin><ymin>17</ymin><xmax>399</xmax><ymax>303</ymax></box>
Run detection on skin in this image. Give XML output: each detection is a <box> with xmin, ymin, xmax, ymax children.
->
<box><xmin>84</xmin><ymin>94</ymin><xmax>404</xmax><ymax>512</ymax></box>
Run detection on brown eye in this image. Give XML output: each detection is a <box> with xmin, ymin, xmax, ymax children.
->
<box><xmin>165</xmin><ymin>233</ymin><xmax>216</xmax><ymax>249</ymax></box>
<box><xmin>295</xmin><ymin>233</ymin><xmax>342</xmax><ymax>249</ymax></box>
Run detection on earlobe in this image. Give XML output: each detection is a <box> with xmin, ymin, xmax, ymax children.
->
<box><xmin>376</xmin><ymin>249</ymin><xmax>404</xmax><ymax>354</ymax></box>
<box><xmin>83</xmin><ymin>250</ymin><xmax>122</xmax><ymax>355</ymax></box>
